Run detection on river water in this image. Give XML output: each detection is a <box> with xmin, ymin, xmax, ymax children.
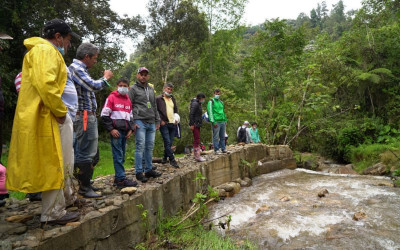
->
<box><xmin>209</xmin><ymin>169</ymin><xmax>400</xmax><ymax>249</ymax></box>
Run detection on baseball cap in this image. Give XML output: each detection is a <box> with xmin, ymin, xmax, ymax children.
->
<box><xmin>244</xmin><ymin>121</ymin><xmax>250</xmax><ymax>125</ymax></box>
<box><xmin>43</xmin><ymin>19</ymin><xmax>80</xmax><ymax>39</ymax></box>
<box><xmin>137</xmin><ymin>67</ymin><xmax>149</xmax><ymax>73</ymax></box>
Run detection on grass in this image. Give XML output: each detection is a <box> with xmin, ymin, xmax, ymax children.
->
<box><xmin>349</xmin><ymin>141</ymin><xmax>400</xmax><ymax>173</ymax></box>
<box><xmin>135</xmin><ymin>212</ymin><xmax>256</xmax><ymax>250</ymax></box>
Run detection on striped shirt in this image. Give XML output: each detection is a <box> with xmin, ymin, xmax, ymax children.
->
<box><xmin>68</xmin><ymin>59</ymin><xmax>109</xmax><ymax>112</ymax></box>
<box><xmin>62</xmin><ymin>67</ymin><xmax>78</xmax><ymax>120</ymax></box>
<box><xmin>14</xmin><ymin>72</ymin><xmax>22</xmax><ymax>93</ymax></box>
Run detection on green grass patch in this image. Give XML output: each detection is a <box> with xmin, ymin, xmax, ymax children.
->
<box><xmin>136</xmin><ymin>213</ymin><xmax>256</xmax><ymax>250</ymax></box>
<box><xmin>349</xmin><ymin>141</ymin><xmax>400</xmax><ymax>173</ymax></box>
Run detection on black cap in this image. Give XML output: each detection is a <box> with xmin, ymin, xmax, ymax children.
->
<box><xmin>43</xmin><ymin>19</ymin><xmax>80</xmax><ymax>39</ymax></box>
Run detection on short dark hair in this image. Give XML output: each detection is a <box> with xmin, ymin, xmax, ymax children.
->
<box><xmin>196</xmin><ymin>93</ymin><xmax>206</xmax><ymax>99</ymax></box>
<box><xmin>251</xmin><ymin>122</ymin><xmax>257</xmax><ymax>126</ymax></box>
<box><xmin>164</xmin><ymin>82</ymin><xmax>174</xmax><ymax>88</ymax></box>
<box><xmin>117</xmin><ymin>77</ymin><xmax>129</xmax><ymax>86</ymax></box>
<box><xmin>214</xmin><ymin>89</ymin><xmax>220</xmax><ymax>93</ymax></box>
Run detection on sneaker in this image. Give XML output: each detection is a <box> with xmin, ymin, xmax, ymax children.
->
<box><xmin>116</xmin><ymin>178</ymin><xmax>138</xmax><ymax>188</ymax></box>
<box><xmin>136</xmin><ymin>173</ymin><xmax>148</xmax><ymax>183</ymax></box>
<box><xmin>170</xmin><ymin>160</ymin><xmax>179</xmax><ymax>168</ymax></box>
<box><xmin>145</xmin><ymin>170</ymin><xmax>162</xmax><ymax>178</ymax></box>
<box><xmin>214</xmin><ymin>151</ymin><xmax>223</xmax><ymax>155</ymax></box>
<box><xmin>222</xmin><ymin>150</ymin><xmax>229</xmax><ymax>154</ymax></box>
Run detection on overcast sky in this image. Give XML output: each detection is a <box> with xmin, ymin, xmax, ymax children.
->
<box><xmin>109</xmin><ymin>0</ymin><xmax>363</xmax><ymax>56</ymax></box>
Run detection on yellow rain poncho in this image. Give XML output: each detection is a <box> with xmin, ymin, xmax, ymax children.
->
<box><xmin>6</xmin><ymin>37</ymin><xmax>67</xmax><ymax>193</ymax></box>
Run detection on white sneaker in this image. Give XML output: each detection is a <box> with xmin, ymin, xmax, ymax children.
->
<box><xmin>214</xmin><ymin>151</ymin><xmax>223</xmax><ymax>155</ymax></box>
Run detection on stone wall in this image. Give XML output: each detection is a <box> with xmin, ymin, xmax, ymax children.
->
<box><xmin>36</xmin><ymin>144</ymin><xmax>295</xmax><ymax>250</ymax></box>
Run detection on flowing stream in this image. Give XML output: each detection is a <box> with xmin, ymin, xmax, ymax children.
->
<box><xmin>209</xmin><ymin>169</ymin><xmax>400</xmax><ymax>249</ymax></box>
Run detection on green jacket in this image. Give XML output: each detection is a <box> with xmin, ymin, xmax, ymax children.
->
<box><xmin>207</xmin><ymin>98</ymin><xmax>227</xmax><ymax>124</ymax></box>
<box><xmin>250</xmin><ymin>127</ymin><xmax>261</xmax><ymax>143</ymax></box>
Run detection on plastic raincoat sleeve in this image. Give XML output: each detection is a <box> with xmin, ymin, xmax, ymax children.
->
<box><xmin>30</xmin><ymin>47</ymin><xmax>67</xmax><ymax>118</ymax></box>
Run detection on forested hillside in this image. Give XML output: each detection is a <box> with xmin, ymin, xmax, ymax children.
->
<box><xmin>1</xmin><ymin>0</ymin><xmax>400</xmax><ymax>163</ymax></box>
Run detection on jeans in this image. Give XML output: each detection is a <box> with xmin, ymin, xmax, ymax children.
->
<box><xmin>134</xmin><ymin>120</ymin><xmax>156</xmax><ymax>174</ymax></box>
<box><xmin>212</xmin><ymin>122</ymin><xmax>226</xmax><ymax>152</ymax></box>
<box><xmin>160</xmin><ymin>123</ymin><xmax>176</xmax><ymax>161</ymax></box>
<box><xmin>111</xmin><ymin>129</ymin><xmax>127</xmax><ymax>181</ymax></box>
<box><xmin>74</xmin><ymin>114</ymin><xmax>98</xmax><ymax>164</ymax></box>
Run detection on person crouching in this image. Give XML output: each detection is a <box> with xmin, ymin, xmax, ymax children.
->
<box><xmin>101</xmin><ymin>78</ymin><xmax>137</xmax><ymax>188</ymax></box>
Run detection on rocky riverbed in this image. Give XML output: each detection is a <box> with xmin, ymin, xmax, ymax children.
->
<box><xmin>209</xmin><ymin>168</ymin><xmax>400</xmax><ymax>249</ymax></box>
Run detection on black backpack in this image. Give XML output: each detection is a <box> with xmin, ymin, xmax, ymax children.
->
<box><xmin>237</xmin><ymin>126</ymin><xmax>247</xmax><ymax>143</ymax></box>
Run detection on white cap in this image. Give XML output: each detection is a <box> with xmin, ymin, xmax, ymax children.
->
<box><xmin>244</xmin><ymin>121</ymin><xmax>249</xmax><ymax>125</ymax></box>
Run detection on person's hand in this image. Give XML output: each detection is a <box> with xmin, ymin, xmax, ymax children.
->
<box><xmin>133</xmin><ymin>123</ymin><xmax>140</xmax><ymax>134</ymax></box>
<box><xmin>213</xmin><ymin>124</ymin><xmax>218</xmax><ymax>128</ymax></box>
<box><xmin>161</xmin><ymin>120</ymin><xmax>166</xmax><ymax>126</ymax></box>
<box><xmin>110</xmin><ymin>129</ymin><xmax>120</xmax><ymax>138</ymax></box>
<box><xmin>104</xmin><ymin>70</ymin><xmax>114</xmax><ymax>81</ymax></box>
<box><xmin>55</xmin><ymin>115</ymin><xmax>66</xmax><ymax>124</ymax></box>
<box><xmin>190</xmin><ymin>125</ymin><xmax>194</xmax><ymax>131</ymax></box>
<box><xmin>126</xmin><ymin>130</ymin><xmax>133</xmax><ymax>139</ymax></box>
<box><xmin>156</xmin><ymin>123</ymin><xmax>160</xmax><ymax>130</ymax></box>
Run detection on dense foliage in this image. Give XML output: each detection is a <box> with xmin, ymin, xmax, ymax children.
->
<box><xmin>1</xmin><ymin>0</ymin><xmax>400</xmax><ymax>162</ymax></box>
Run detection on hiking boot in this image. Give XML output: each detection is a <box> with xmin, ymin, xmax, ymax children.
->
<box><xmin>90</xmin><ymin>184</ymin><xmax>100</xmax><ymax>191</ymax></box>
<box><xmin>27</xmin><ymin>192</ymin><xmax>42</xmax><ymax>202</ymax></box>
<box><xmin>161</xmin><ymin>157</ymin><xmax>168</xmax><ymax>164</ymax></box>
<box><xmin>145</xmin><ymin>170</ymin><xmax>162</xmax><ymax>178</ymax></box>
<box><xmin>136</xmin><ymin>173</ymin><xmax>148</xmax><ymax>183</ymax></box>
<box><xmin>222</xmin><ymin>150</ymin><xmax>229</xmax><ymax>154</ymax></box>
<box><xmin>42</xmin><ymin>211</ymin><xmax>80</xmax><ymax>226</ymax></box>
<box><xmin>78</xmin><ymin>186</ymin><xmax>102</xmax><ymax>198</ymax></box>
<box><xmin>170</xmin><ymin>159</ymin><xmax>179</xmax><ymax>168</ymax></box>
<box><xmin>116</xmin><ymin>178</ymin><xmax>138</xmax><ymax>188</ymax></box>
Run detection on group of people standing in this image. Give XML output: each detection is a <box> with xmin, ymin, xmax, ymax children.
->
<box><xmin>0</xmin><ymin>18</ymin><xmax>243</xmax><ymax>225</ymax></box>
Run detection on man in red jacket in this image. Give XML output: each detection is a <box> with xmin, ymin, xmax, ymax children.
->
<box><xmin>101</xmin><ymin>78</ymin><xmax>137</xmax><ymax>188</ymax></box>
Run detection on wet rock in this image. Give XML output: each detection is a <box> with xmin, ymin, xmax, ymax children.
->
<box><xmin>122</xmin><ymin>194</ymin><xmax>130</xmax><ymax>200</ymax></box>
<box><xmin>114</xmin><ymin>199</ymin><xmax>124</xmax><ymax>206</ymax></box>
<box><xmin>303</xmin><ymin>160</ymin><xmax>314</xmax><ymax>170</ymax></box>
<box><xmin>353</xmin><ymin>211</ymin><xmax>367</xmax><ymax>221</ymax></box>
<box><xmin>332</xmin><ymin>165</ymin><xmax>359</xmax><ymax>175</ymax></box>
<box><xmin>120</xmin><ymin>187</ymin><xmax>137</xmax><ymax>195</ymax></box>
<box><xmin>216</xmin><ymin>189</ymin><xmax>227</xmax><ymax>197</ymax></box>
<box><xmin>362</xmin><ymin>162</ymin><xmax>387</xmax><ymax>175</ymax></box>
<box><xmin>0</xmin><ymin>221</ymin><xmax>28</xmax><ymax>235</ymax></box>
<box><xmin>5</xmin><ymin>214</ymin><xmax>34</xmax><ymax>223</ymax></box>
<box><xmin>217</xmin><ymin>183</ymin><xmax>234</xmax><ymax>192</ymax></box>
<box><xmin>280</xmin><ymin>196</ymin><xmax>290</xmax><ymax>202</ymax></box>
<box><xmin>99</xmin><ymin>206</ymin><xmax>117</xmax><ymax>213</ymax></box>
<box><xmin>256</xmin><ymin>205</ymin><xmax>270</xmax><ymax>214</ymax></box>
<box><xmin>318</xmin><ymin>189</ymin><xmax>329</xmax><ymax>198</ymax></box>
<box><xmin>243</xmin><ymin>177</ymin><xmax>252</xmax><ymax>186</ymax></box>
<box><xmin>43</xmin><ymin>228</ymin><xmax>61</xmax><ymax>239</ymax></box>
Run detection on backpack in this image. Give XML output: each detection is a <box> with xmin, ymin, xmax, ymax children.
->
<box><xmin>237</xmin><ymin>127</ymin><xmax>247</xmax><ymax>143</ymax></box>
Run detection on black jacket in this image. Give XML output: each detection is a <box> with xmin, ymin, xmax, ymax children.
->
<box><xmin>156</xmin><ymin>94</ymin><xmax>178</xmax><ymax>123</ymax></box>
<box><xmin>189</xmin><ymin>98</ymin><xmax>203</xmax><ymax>127</ymax></box>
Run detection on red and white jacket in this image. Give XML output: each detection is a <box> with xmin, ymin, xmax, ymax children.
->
<box><xmin>101</xmin><ymin>91</ymin><xmax>134</xmax><ymax>132</ymax></box>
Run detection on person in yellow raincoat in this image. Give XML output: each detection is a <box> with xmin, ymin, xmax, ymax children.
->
<box><xmin>6</xmin><ymin>19</ymin><xmax>80</xmax><ymax>225</ymax></box>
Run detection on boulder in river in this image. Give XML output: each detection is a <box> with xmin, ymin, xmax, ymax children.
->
<box><xmin>362</xmin><ymin>162</ymin><xmax>387</xmax><ymax>175</ymax></box>
<box><xmin>332</xmin><ymin>164</ymin><xmax>359</xmax><ymax>175</ymax></box>
<box><xmin>318</xmin><ymin>189</ymin><xmax>329</xmax><ymax>198</ymax></box>
<box><xmin>256</xmin><ymin>205</ymin><xmax>271</xmax><ymax>214</ymax></box>
<box><xmin>353</xmin><ymin>211</ymin><xmax>367</xmax><ymax>221</ymax></box>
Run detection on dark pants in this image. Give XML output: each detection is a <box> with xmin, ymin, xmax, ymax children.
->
<box><xmin>193</xmin><ymin>127</ymin><xmax>200</xmax><ymax>148</ymax></box>
<box><xmin>74</xmin><ymin>114</ymin><xmax>98</xmax><ymax>164</ymax></box>
<box><xmin>160</xmin><ymin>123</ymin><xmax>176</xmax><ymax>161</ymax></box>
